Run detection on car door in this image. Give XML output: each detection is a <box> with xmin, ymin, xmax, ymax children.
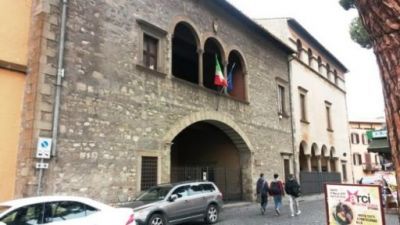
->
<box><xmin>0</xmin><ymin>203</ymin><xmax>44</xmax><ymax>225</ymax></box>
<box><xmin>164</xmin><ymin>185</ymin><xmax>191</xmax><ymax>222</ymax></box>
<box><xmin>188</xmin><ymin>184</ymin><xmax>207</xmax><ymax>216</ymax></box>
<box><xmin>43</xmin><ymin>201</ymin><xmax>98</xmax><ymax>225</ymax></box>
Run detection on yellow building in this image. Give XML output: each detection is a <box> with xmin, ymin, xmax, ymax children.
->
<box><xmin>0</xmin><ymin>0</ymin><xmax>31</xmax><ymax>201</ymax></box>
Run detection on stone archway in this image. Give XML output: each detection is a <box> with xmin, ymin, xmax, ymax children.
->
<box><xmin>162</xmin><ymin>111</ymin><xmax>254</xmax><ymax>201</ymax></box>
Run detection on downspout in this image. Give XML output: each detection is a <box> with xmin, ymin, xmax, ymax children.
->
<box><xmin>37</xmin><ymin>0</ymin><xmax>68</xmax><ymax>195</ymax></box>
<box><xmin>288</xmin><ymin>55</ymin><xmax>297</xmax><ymax>179</ymax></box>
<box><xmin>51</xmin><ymin>0</ymin><xmax>68</xmax><ymax>156</ymax></box>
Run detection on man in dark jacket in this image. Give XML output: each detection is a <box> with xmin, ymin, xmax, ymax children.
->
<box><xmin>285</xmin><ymin>174</ymin><xmax>301</xmax><ymax>217</ymax></box>
<box><xmin>256</xmin><ymin>173</ymin><xmax>268</xmax><ymax>214</ymax></box>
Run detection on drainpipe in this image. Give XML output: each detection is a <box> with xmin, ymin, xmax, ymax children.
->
<box><xmin>287</xmin><ymin>55</ymin><xmax>297</xmax><ymax>179</ymax></box>
<box><xmin>37</xmin><ymin>0</ymin><xmax>68</xmax><ymax>195</ymax></box>
<box><xmin>51</xmin><ymin>0</ymin><xmax>68</xmax><ymax>157</ymax></box>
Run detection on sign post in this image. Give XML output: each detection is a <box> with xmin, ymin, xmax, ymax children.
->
<box><xmin>36</xmin><ymin>138</ymin><xmax>52</xmax><ymax>195</ymax></box>
<box><xmin>325</xmin><ymin>183</ymin><xmax>385</xmax><ymax>225</ymax></box>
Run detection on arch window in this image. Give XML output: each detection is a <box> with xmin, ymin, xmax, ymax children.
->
<box><xmin>172</xmin><ymin>22</ymin><xmax>199</xmax><ymax>84</ymax></box>
<box><xmin>203</xmin><ymin>38</ymin><xmax>224</xmax><ymax>91</ymax></box>
<box><xmin>326</xmin><ymin>64</ymin><xmax>331</xmax><ymax>80</ymax></box>
<box><xmin>334</xmin><ymin>70</ymin><xmax>339</xmax><ymax>85</ymax></box>
<box><xmin>307</xmin><ymin>48</ymin><xmax>313</xmax><ymax>66</ymax></box>
<box><xmin>317</xmin><ymin>56</ymin><xmax>323</xmax><ymax>73</ymax></box>
<box><xmin>227</xmin><ymin>50</ymin><xmax>246</xmax><ymax>101</ymax></box>
<box><xmin>296</xmin><ymin>39</ymin><xmax>303</xmax><ymax>59</ymax></box>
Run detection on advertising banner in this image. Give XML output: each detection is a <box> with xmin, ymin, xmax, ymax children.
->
<box><xmin>325</xmin><ymin>184</ymin><xmax>385</xmax><ymax>225</ymax></box>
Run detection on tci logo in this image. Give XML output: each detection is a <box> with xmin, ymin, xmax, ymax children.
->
<box><xmin>345</xmin><ymin>191</ymin><xmax>371</xmax><ymax>205</ymax></box>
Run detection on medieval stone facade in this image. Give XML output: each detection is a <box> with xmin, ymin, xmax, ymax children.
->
<box><xmin>17</xmin><ymin>0</ymin><xmax>294</xmax><ymax>203</ymax></box>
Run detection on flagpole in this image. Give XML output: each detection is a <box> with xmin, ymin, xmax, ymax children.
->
<box><xmin>216</xmin><ymin>86</ymin><xmax>225</xmax><ymax>111</ymax></box>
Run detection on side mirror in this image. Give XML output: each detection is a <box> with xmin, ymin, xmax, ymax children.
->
<box><xmin>169</xmin><ymin>194</ymin><xmax>178</xmax><ymax>202</ymax></box>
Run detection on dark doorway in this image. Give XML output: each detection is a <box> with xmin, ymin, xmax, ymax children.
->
<box><xmin>299</xmin><ymin>142</ymin><xmax>308</xmax><ymax>171</ymax></box>
<box><xmin>172</xmin><ymin>22</ymin><xmax>199</xmax><ymax>84</ymax></box>
<box><xmin>284</xmin><ymin>159</ymin><xmax>290</xmax><ymax>181</ymax></box>
<box><xmin>170</xmin><ymin>122</ymin><xmax>242</xmax><ymax>200</ymax></box>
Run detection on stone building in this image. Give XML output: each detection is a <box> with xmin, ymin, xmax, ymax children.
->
<box><xmin>0</xmin><ymin>0</ymin><xmax>31</xmax><ymax>201</ymax></box>
<box><xmin>349</xmin><ymin>119</ymin><xmax>384</xmax><ymax>181</ymax></box>
<box><xmin>17</xmin><ymin>0</ymin><xmax>294</xmax><ymax>203</ymax></box>
<box><xmin>257</xmin><ymin>18</ymin><xmax>354</xmax><ymax>192</ymax></box>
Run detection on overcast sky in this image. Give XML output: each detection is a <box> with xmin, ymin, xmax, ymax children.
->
<box><xmin>228</xmin><ymin>0</ymin><xmax>385</xmax><ymax>121</ymax></box>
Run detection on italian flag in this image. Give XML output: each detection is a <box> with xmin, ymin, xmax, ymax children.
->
<box><xmin>214</xmin><ymin>55</ymin><xmax>227</xmax><ymax>87</ymax></box>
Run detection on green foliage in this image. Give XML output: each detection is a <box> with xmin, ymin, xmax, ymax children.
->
<box><xmin>349</xmin><ymin>17</ymin><xmax>372</xmax><ymax>49</ymax></box>
<box><xmin>339</xmin><ymin>0</ymin><xmax>356</xmax><ymax>10</ymax></box>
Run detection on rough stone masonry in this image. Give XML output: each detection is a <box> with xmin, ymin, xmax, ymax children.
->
<box><xmin>17</xmin><ymin>0</ymin><xmax>294</xmax><ymax>203</ymax></box>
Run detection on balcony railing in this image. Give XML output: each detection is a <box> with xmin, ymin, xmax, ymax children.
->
<box><xmin>362</xmin><ymin>163</ymin><xmax>381</xmax><ymax>171</ymax></box>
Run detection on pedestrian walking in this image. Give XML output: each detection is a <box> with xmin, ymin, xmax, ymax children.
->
<box><xmin>256</xmin><ymin>173</ymin><xmax>266</xmax><ymax>213</ymax></box>
<box><xmin>269</xmin><ymin>173</ymin><xmax>284</xmax><ymax>215</ymax></box>
<box><xmin>260</xmin><ymin>178</ymin><xmax>269</xmax><ymax>214</ymax></box>
<box><xmin>285</xmin><ymin>174</ymin><xmax>302</xmax><ymax>217</ymax></box>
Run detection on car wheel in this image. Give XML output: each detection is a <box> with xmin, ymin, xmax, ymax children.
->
<box><xmin>148</xmin><ymin>213</ymin><xmax>166</xmax><ymax>225</ymax></box>
<box><xmin>205</xmin><ymin>204</ymin><xmax>219</xmax><ymax>224</ymax></box>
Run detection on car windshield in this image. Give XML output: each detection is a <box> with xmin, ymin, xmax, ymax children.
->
<box><xmin>0</xmin><ymin>205</ymin><xmax>11</xmax><ymax>214</ymax></box>
<box><xmin>136</xmin><ymin>186</ymin><xmax>172</xmax><ymax>201</ymax></box>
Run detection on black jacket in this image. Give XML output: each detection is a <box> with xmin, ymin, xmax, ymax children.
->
<box><xmin>285</xmin><ymin>178</ymin><xmax>300</xmax><ymax>197</ymax></box>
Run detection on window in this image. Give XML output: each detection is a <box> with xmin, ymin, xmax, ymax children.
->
<box><xmin>200</xmin><ymin>184</ymin><xmax>216</xmax><ymax>193</ymax></box>
<box><xmin>189</xmin><ymin>185</ymin><xmax>204</xmax><ymax>196</ymax></box>
<box><xmin>307</xmin><ymin>48</ymin><xmax>313</xmax><ymax>66</ymax></box>
<box><xmin>141</xmin><ymin>156</ymin><xmax>158</xmax><ymax>191</ymax></box>
<box><xmin>353</xmin><ymin>153</ymin><xmax>362</xmax><ymax>165</ymax></box>
<box><xmin>172</xmin><ymin>185</ymin><xmax>190</xmax><ymax>198</ymax></box>
<box><xmin>362</xmin><ymin>134</ymin><xmax>367</xmax><ymax>145</ymax></box>
<box><xmin>1</xmin><ymin>204</ymin><xmax>43</xmax><ymax>225</ymax></box>
<box><xmin>44</xmin><ymin>201</ymin><xmax>97</xmax><ymax>223</ymax></box>
<box><xmin>299</xmin><ymin>93</ymin><xmax>307</xmax><ymax>122</ymax></box>
<box><xmin>326</xmin><ymin>104</ymin><xmax>332</xmax><ymax>131</ymax></box>
<box><xmin>143</xmin><ymin>34</ymin><xmax>158</xmax><ymax>70</ymax></box>
<box><xmin>296</xmin><ymin>39</ymin><xmax>302</xmax><ymax>59</ymax></box>
<box><xmin>350</xmin><ymin>133</ymin><xmax>360</xmax><ymax>144</ymax></box>
<box><xmin>326</xmin><ymin>64</ymin><xmax>331</xmax><ymax>80</ymax></box>
<box><xmin>277</xmin><ymin>85</ymin><xmax>285</xmax><ymax>115</ymax></box>
<box><xmin>342</xmin><ymin>163</ymin><xmax>347</xmax><ymax>181</ymax></box>
<box><xmin>358</xmin><ymin>154</ymin><xmax>362</xmax><ymax>165</ymax></box>
<box><xmin>334</xmin><ymin>70</ymin><xmax>339</xmax><ymax>85</ymax></box>
<box><xmin>317</xmin><ymin>56</ymin><xmax>323</xmax><ymax>73</ymax></box>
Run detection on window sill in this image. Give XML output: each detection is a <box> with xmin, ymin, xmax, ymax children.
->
<box><xmin>136</xmin><ymin>64</ymin><xmax>167</xmax><ymax>78</ymax></box>
<box><xmin>300</xmin><ymin>119</ymin><xmax>310</xmax><ymax>124</ymax></box>
<box><xmin>327</xmin><ymin>128</ymin><xmax>334</xmax><ymax>132</ymax></box>
<box><xmin>171</xmin><ymin>77</ymin><xmax>250</xmax><ymax>105</ymax></box>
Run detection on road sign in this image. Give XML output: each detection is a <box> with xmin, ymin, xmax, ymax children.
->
<box><xmin>35</xmin><ymin>162</ymin><xmax>49</xmax><ymax>169</ymax></box>
<box><xmin>36</xmin><ymin>138</ymin><xmax>52</xmax><ymax>159</ymax></box>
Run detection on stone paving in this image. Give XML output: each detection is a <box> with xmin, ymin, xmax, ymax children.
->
<box><xmin>182</xmin><ymin>199</ymin><xmax>399</xmax><ymax>225</ymax></box>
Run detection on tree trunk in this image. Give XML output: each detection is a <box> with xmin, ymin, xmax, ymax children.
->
<box><xmin>355</xmin><ymin>0</ymin><xmax>400</xmax><ymax>219</ymax></box>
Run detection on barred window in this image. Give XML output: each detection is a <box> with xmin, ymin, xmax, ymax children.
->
<box><xmin>141</xmin><ymin>156</ymin><xmax>158</xmax><ymax>191</ymax></box>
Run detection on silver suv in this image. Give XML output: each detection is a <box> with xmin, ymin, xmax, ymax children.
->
<box><xmin>125</xmin><ymin>181</ymin><xmax>223</xmax><ymax>225</ymax></box>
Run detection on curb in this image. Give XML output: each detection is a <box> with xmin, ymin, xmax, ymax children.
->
<box><xmin>223</xmin><ymin>202</ymin><xmax>252</xmax><ymax>209</ymax></box>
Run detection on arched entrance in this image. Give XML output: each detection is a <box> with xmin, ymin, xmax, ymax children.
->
<box><xmin>299</xmin><ymin>141</ymin><xmax>308</xmax><ymax>172</ymax></box>
<box><xmin>163</xmin><ymin>112</ymin><xmax>253</xmax><ymax>201</ymax></box>
<box><xmin>171</xmin><ymin>122</ymin><xmax>242</xmax><ymax>200</ymax></box>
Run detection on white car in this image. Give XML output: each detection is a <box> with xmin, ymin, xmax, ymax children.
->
<box><xmin>0</xmin><ymin>196</ymin><xmax>135</xmax><ymax>225</ymax></box>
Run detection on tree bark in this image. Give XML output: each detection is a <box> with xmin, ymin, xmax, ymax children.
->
<box><xmin>355</xmin><ymin>0</ymin><xmax>400</xmax><ymax>219</ymax></box>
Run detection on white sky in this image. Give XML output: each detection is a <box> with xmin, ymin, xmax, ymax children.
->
<box><xmin>228</xmin><ymin>0</ymin><xmax>385</xmax><ymax>121</ymax></box>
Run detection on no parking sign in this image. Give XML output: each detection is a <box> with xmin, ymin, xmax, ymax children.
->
<box><xmin>36</xmin><ymin>138</ymin><xmax>52</xmax><ymax>159</ymax></box>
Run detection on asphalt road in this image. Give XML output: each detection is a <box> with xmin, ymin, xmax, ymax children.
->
<box><xmin>181</xmin><ymin>199</ymin><xmax>399</xmax><ymax>225</ymax></box>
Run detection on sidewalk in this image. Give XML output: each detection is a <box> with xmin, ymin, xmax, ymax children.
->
<box><xmin>224</xmin><ymin>193</ymin><xmax>324</xmax><ymax>209</ymax></box>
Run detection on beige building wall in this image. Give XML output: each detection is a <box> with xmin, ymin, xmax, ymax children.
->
<box><xmin>258</xmin><ymin>18</ymin><xmax>353</xmax><ymax>183</ymax></box>
<box><xmin>0</xmin><ymin>0</ymin><xmax>31</xmax><ymax>201</ymax></box>
<box><xmin>349</xmin><ymin>121</ymin><xmax>384</xmax><ymax>182</ymax></box>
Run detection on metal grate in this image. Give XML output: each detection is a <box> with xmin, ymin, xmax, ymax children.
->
<box><xmin>141</xmin><ymin>156</ymin><xmax>158</xmax><ymax>191</ymax></box>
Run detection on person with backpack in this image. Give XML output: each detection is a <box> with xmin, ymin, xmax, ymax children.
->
<box><xmin>260</xmin><ymin>178</ymin><xmax>269</xmax><ymax>215</ymax></box>
<box><xmin>256</xmin><ymin>173</ymin><xmax>267</xmax><ymax>214</ymax></box>
<box><xmin>285</xmin><ymin>174</ymin><xmax>301</xmax><ymax>217</ymax></box>
<box><xmin>269</xmin><ymin>173</ymin><xmax>284</xmax><ymax>215</ymax></box>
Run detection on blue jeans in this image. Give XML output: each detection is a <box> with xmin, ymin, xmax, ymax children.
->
<box><xmin>273</xmin><ymin>195</ymin><xmax>282</xmax><ymax>210</ymax></box>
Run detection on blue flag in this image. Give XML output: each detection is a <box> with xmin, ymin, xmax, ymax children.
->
<box><xmin>227</xmin><ymin>63</ymin><xmax>236</xmax><ymax>92</ymax></box>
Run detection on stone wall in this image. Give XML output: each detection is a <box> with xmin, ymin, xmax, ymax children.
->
<box><xmin>18</xmin><ymin>0</ymin><xmax>293</xmax><ymax>203</ymax></box>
